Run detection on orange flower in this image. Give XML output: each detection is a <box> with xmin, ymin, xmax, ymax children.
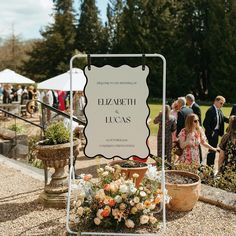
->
<box><xmin>144</xmin><ymin>200</ymin><xmax>151</xmax><ymax>208</ymax></box>
<box><xmin>108</xmin><ymin>199</ymin><xmax>116</xmax><ymax>207</ymax></box>
<box><xmin>83</xmin><ymin>174</ymin><xmax>92</xmax><ymax>181</ymax></box>
<box><xmin>104</xmin><ymin>184</ymin><xmax>111</xmax><ymax>191</ymax></box>
<box><xmin>101</xmin><ymin>208</ymin><xmax>110</xmax><ymax>218</ymax></box>
<box><xmin>154</xmin><ymin>196</ymin><xmax>161</xmax><ymax>204</ymax></box>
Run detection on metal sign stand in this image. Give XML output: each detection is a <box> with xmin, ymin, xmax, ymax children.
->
<box><xmin>66</xmin><ymin>54</ymin><xmax>167</xmax><ymax>235</ymax></box>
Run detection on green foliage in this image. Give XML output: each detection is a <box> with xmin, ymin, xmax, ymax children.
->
<box><xmin>76</xmin><ymin>0</ymin><xmax>107</xmax><ymax>54</ymax></box>
<box><xmin>8</xmin><ymin>124</ymin><xmax>24</xmax><ymax>133</ymax></box>
<box><xmin>214</xmin><ymin>166</ymin><xmax>236</xmax><ymax>193</ymax></box>
<box><xmin>44</xmin><ymin>121</ymin><xmax>70</xmax><ymax>145</ymax></box>
<box><xmin>31</xmin><ymin>158</ymin><xmax>44</xmax><ymax>169</ymax></box>
<box><xmin>27</xmin><ymin>135</ymin><xmax>44</xmax><ymax>169</ymax></box>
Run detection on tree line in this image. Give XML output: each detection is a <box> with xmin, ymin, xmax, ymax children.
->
<box><xmin>1</xmin><ymin>0</ymin><xmax>236</xmax><ymax>102</ymax></box>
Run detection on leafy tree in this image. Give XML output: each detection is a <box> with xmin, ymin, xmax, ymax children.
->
<box><xmin>23</xmin><ymin>0</ymin><xmax>77</xmax><ymax>82</ymax></box>
<box><xmin>0</xmin><ymin>34</ymin><xmax>34</xmax><ymax>72</ymax></box>
<box><xmin>76</xmin><ymin>0</ymin><xmax>107</xmax><ymax>54</ymax></box>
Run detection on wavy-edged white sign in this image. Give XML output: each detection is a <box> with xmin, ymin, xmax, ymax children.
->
<box><xmin>84</xmin><ymin>65</ymin><xmax>150</xmax><ymax>159</ymax></box>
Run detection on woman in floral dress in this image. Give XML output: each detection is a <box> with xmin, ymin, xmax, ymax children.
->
<box><xmin>178</xmin><ymin>113</ymin><xmax>217</xmax><ymax>165</ymax></box>
<box><xmin>154</xmin><ymin>105</ymin><xmax>176</xmax><ymax>164</ymax></box>
<box><xmin>218</xmin><ymin>115</ymin><xmax>236</xmax><ymax>173</ymax></box>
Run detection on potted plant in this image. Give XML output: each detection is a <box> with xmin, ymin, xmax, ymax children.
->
<box><xmin>109</xmin><ymin>160</ymin><xmax>148</xmax><ymax>187</ymax></box>
<box><xmin>36</xmin><ymin>121</ymin><xmax>79</xmax><ymax>208</ymax></box>
<box><xmin>72</xmin><ymin>164</ymin><xmax>169</xmax><ymax>233</ymax></box>
<box><xmin>165</xmin><ymin>170</ymin><xmax>201</xmax><ymax>211</ymax></box>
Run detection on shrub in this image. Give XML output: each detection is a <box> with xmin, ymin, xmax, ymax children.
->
<box><xmin>8</xmin><ymin>124</ymin><xmax>24</xmax><ymax>133</ymax></box>
<box><xmin>44</xmin><ymin>121</ymin><xmax>70</xmax><ymax>145</ymax></box>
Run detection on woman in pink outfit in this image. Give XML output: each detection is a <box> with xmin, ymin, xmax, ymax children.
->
<box><xmin>57</xmin><ymin>90</ymin><xmax>66</xmax><ymax>111</ymax></box>
<box><xmin>178</xmin><ymin>113</ymin><xmax>217</xmax><ymax>165</ymax></box>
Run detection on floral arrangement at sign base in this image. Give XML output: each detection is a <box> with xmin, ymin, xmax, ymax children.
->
<box><xmin>72</xmin><ymin>164</ymin><xmax>170</xmax><ymax>233</ymax></box>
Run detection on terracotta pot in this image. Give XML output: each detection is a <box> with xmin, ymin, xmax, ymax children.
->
<box><xmin>110</xmin><ymin>160</ymin><xmax>148</xmax><ymax>187</ymax></box>
<box><xmin>165</xmin><ymin>170</ymin><xmax>201</xmax><ymax>211</ymax></box>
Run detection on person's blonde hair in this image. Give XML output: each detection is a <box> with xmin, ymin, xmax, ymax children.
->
<box><xmin>185</xmin><ymin>113</ymin><xmax>200</xmax><ymax>134</ymax></box>
<box><xmin>215</xmin><ymin>95</ymin><xmax>225</xmax><ymax>103</ymax></box>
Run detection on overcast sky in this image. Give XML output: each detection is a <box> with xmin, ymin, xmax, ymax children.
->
<box><xmin>0</xmin><ymin>0</ymin><xmax>108</xmax><ymax>40</ymax></box>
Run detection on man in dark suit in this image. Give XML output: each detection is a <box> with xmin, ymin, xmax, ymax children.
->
<box><xmin>186</xmin><ymin>94</ymin><xmax>202</xmax><ymax>125</ymax></box>
<box><xmin>203</xmin><ymin>96</ymin><xmax>229</xmax><ymax>166</ymax></box>
<box><xmin>176</xmin><ymin>97</ymin><xmax>193</xmax><ymax>136</ymax></box>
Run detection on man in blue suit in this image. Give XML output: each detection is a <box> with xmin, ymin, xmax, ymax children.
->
<box><xmin>203</xmin><ymin>96</ymin><xmax>229</xmax><ymax>166</ymax></box>
<box><xmin>176</xmin><ymin>97</ymin><xmax>193</xmax><ymax>136</ymax></box>
<box><xmin>186</xmin><ymin>94</ymin><xmax>202</xmax><ymax>125</ymax></box>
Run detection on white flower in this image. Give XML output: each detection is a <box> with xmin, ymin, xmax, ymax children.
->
<box><xmin>146</xmin><ymin>165</ymin><xmax>161</xmax><ymax>181</ymax></box>
<box><xmin>133</xmin><ymin>196</ymin><xmax>140</xmax><ymax>203</ymax></box>
<box><xmin>97</xmin><ymin>168</ymin><xmax>104</xmax><ymax>173</ymax></box>
<box><xmin>105</xmin><ymin>165</ymin><xmax>115</xmax><ymax>172</ymax></box>
<box><xmin>102</xmin><ymin>171</ymin><xmax>109</xmax><ymax>177</ymax></box>
<box><xmin>119</xmin><ymin>203</ymin><xmax>127</xmax><ymax>210</ymax></box>
<box><xmin>149</xmin><ymin>216</ymin><xmax>158</xmax><ymax>224</ymax></box>
<box><xmin>140</xmin><ymin>191</ymin><xmax>147</xmax><ymax>197</ymax></box>
<box><xmin>136</xmin><ymin>203</ymin><xmax>143</xmax><ymax>210</ymax></box>
<box><xmin>139</xmin><ymin>186</ymin><xmax>144</xmax><ymax>190</ymax></box>
<box><xmin>149</xmin><ymin>204</ymin><xmax>156</xmax><ymax>210</ymax></box>
<box><xmin>94</xmin><ymin>217</ymin><xmax>101</xmax><ymax>225</ymax></box>
<box><xmin>132</xmin><ymin>173</ymin><xmax>139</xmax><ymax>178</ymax></box>
<box><xmin>119</xmin><ymin>184</ymin><xmax>128</xmax><ymax>193</ymax></box>
<box><xmin>125</xmin><ymin>219</ymin><xmax>135</xmax><ymax>228</ymax></box>
<box><xmin>140</xmin><ymin>215</ymin><xmax>149</xmax><ymax>224</ymax></box>
<box><xmin>114</xmin><ymin>195</ymin><xmax>122</xmax><ymax>203</ymax></box>
<box><xmin>77</xmin><ymin>207</ymin><xmax>84</xmax><ymax>216</ymax></box>
<box><xmin>129</xmin><ymin>184</ymin><xmax>137</xmax><ymax>194</ymax></box>
<box><xmin>96</xmin><ymin>209</ymin><xmax>104</xmax><ymax>219</ymax></box>
<box><xmin>110</xmin><ymin>183</ymin><xmax>118</xmax><ymax>193</ymax></box>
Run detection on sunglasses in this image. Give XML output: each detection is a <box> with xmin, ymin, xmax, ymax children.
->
<box><xmin>193</xmin><ymin>119</ymin><xmax>199</xmax><ymax>123</ymax></box>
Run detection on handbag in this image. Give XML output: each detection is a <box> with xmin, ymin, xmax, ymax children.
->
<box><xmin>172</xmin><ymin>140</ymin><xmax>183</xmax><ymax>156</ymax></box>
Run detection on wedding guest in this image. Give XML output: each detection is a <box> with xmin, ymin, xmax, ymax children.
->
<box><xmin>176</xmin><ymin>97</ymin><xmax>193</xmax><ymax>136</ymax></box>
<box><xmin>57</xmin><ymin>90</ymin><xmax>66</xmax><ymax>111</ymax></box>
<box><xmin>218</xmin><ymin>115</ymin><xmax>236</xmax><ymax>173</ymax></box>
<box><xmin>230</xmin><ymin>104</ymin><xmax>236</xmax><ymax>116</ymax></box>
<box><xmin>170</xmin><ymin>100</ymin><xmax>179</xmax><ymax>142</ymax></box>
<box><xmin>178</xmin><ymin>113</ymin><xmax>217</xmax><ymax>165</ymax></box>
<box><xmin>73</xmin><ymin>91</ymin><xmax>86</xmax><ymax>121</ymax></box>
<box><xmin>186</xmin><ymin>94</ymin><xmax>202</xmax><ymax>125</ymax></box>
<box><xmin>203</xmin><ymin>96</ymin><xmax>229</xmax><ymax>166</ymax></box>
<box><xmin>186</xmin><ymin>93</ymin><xmax>203</xmax><ymax>162</ymax></box>
<box><xmin>154</xmin><ymin>105</ymin><xmax>176</xmax><ymax>164</ymax></box>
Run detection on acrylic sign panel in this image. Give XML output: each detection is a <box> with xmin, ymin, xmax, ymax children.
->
<box><xmin>84</xmin><ymin>65</ymin><xmax>150</xmax><ymax>159</ymax></box>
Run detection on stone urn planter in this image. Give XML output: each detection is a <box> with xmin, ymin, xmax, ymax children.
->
<box><xmin>110</xmin><ymin>160</ymin><xmax>148</xmax><ymax>187</ymax></box>
<box><xmin>36</xmin><ymin>138</ymin><xmax>79</xmax><ymax>208</ymax></box>
<box><xmin>165</xmin><ymin>170</ymin><xmax>201</xmax><ymax>211</ymax></box>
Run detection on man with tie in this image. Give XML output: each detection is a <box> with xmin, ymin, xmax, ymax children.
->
<box><xmin>203</xmin><ymin>96</ymin><xmax>229</xmax><ymax>166</ymax></box>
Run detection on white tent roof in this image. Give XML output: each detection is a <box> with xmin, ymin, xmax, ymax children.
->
<box><xmin>37</xmin><ymin>68</ymin><xmax>86</xmax><ymax>91</ymax></box>
<box><xmin>0</xmin><ymin>69</ymin><xmax>35</xmax><ymax>84</ymax></box>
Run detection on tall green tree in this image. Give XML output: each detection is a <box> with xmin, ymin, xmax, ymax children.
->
<box><xmin>167</xmin><ymin>0</ymin><xmax>236</xmax><ymax>101</ymax></box>
<box><xmin>23</xmin><ymin>0</ymin><xmax>77</xmax><ymax>81</ymax></box>
<box><xmin>76</xmin><ymin>0</ymin><xmax>107</xmax><ymax>54</ymax></box>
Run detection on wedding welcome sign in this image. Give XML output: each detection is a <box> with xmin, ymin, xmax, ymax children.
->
<box><xmin>84</xmin><ymin>65</ymin><xmax>150</xmax><ymax>159</ymax></box>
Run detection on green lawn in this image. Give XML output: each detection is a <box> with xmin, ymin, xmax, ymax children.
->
<box><xmin>149</xmin><ymin>104</ymin><xmax>231</xmax><ymax>136</ymax></box>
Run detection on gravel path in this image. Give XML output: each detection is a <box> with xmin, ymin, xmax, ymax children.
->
<box><xmin>1</xmin><ymin>159</ymin><xmax>236</xmax><ymax>236</ymax></box>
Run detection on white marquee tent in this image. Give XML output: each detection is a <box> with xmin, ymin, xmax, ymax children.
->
<box><xmin>0</xmin><ymin>69</ymin><xmax>35</xmax><ymax>84</ymax></box>
<box><xmin>37</xmin><ymin>68</ymin><xmax>86</xmax><ymax>91</ymax></box>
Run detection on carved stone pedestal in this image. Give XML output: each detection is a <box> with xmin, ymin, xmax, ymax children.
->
<box><xmin>36</xmin><ymin>139</ymin><xmax>79</xmax><ymax>208</ymax></box>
